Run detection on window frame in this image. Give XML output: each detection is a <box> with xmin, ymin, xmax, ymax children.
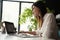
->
<box><xmin>1</xmin><ymin>0</ymin><xmax>33</xmax><ymax>33</ymax></box>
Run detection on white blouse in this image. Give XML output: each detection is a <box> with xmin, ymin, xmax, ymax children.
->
<box><xmin>36</xmin><ymin>13</ymin><xmax>58</xmax><ymax>39</ymax></box>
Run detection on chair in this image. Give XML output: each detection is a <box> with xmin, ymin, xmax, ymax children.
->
<box><xmin>56</xmin><ymin>18</ymin><xmax>60</xmax><ymax>38</ymax></box>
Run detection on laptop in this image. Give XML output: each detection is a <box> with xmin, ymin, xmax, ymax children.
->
<box><xmin>3</xmin><ymin>21</ymin><xmax>38</xmax><ymax>38</ymax></box>
<box><xmin>3</xmin><ymin>21</ymin><xmax>16</xmax><ymax>34</ymax></box>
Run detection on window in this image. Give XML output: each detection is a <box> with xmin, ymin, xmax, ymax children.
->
<box><xmin>2</xmin><ymin>1</ymin><xmax>19</xmax><ymax>31</ymax></box>
<box><xmin>20</xmin><ymin>3</ymin><xmax>33</xmax><ymax>31</ymax></box>
<box><xmin>1</xmin><ymin>0</ymin><xmax>37</xmax><ymax>33</ymax></box>
<box><xmin>20</xmin><ymin>2</ymin><xmax>37</xmax><ymax>32</ymax></box>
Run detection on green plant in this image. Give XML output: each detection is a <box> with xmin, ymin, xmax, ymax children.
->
<box><xmin>19</xmin><ymin>8</ymin><xmax>37</xmax><ymax>31</ymax></box>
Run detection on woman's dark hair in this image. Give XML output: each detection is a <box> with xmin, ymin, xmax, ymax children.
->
<box><xmin>32</xmin><ymin>1</ymin><xmax>47</xmax><ymax>17</ymax></box>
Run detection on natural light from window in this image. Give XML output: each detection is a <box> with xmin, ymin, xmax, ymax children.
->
<box><xmin>20</xmin><ymin>3</ymin><xmax>33</xmax><ymax>31</ymax></box>
<box><xmin>2</xmin><ymin>1</ymin><xmax>19</xmax><ymax>31</ymax></box>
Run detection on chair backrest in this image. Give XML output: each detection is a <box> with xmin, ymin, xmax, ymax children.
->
<box><xmin>56</xmin><ymin>18</ymin><xmax>60</xmax><ymax>38</ymax></box>
<box><xmin>56</xmin><ymin>18</ymin><xmax>60</xmax><ymax>29</ymax></box>
<box><xmin>3</xmin><ymin>21</ymin><xmax>16</xmax><ymax>34</ymax></box>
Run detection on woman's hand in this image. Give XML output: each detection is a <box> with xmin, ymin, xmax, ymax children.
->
<box><xmin>36</xmin><ymin>29</ymin><xmax>43</xmax><ymax>37</ymax></box>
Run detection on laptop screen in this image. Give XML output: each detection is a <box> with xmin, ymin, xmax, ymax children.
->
<box><xmin>3</xmin><ymin>21</ymin><xmax>16</xmax><ymax>34</ymax></box>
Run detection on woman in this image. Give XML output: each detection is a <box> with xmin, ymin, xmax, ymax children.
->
<box><xmin>32</xmin><ymin>1</ymin><xmax>58</xmax><ymax>39</ymax></box>
<box><xmin>20</xmin><ymin>1</ymin><xmax>58</xmax><ymax>39</ymax></box>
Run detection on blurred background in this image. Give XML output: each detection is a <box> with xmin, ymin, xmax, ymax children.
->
<box><xmin>0</xmin><ymin>0</ymin><xmax>60</xmax><ymax>38</ymax></box>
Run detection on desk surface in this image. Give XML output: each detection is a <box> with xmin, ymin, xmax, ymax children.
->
<box><xmin>0</xmin><ymin>32</ymin><xmax>55</xmax><ymax>40</ymax></box>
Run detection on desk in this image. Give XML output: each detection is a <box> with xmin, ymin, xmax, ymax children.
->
<box><xmin>0</xmin><ymin>32</ymin><xmax>55</xmax><ymax>40</ymax></box>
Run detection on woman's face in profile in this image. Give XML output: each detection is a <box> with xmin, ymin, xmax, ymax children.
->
<box><xmin>32</xmin><ymin>6</ymin><xmax>41</xmax><ymax>18</ymax></box>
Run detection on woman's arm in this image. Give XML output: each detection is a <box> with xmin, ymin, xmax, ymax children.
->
<box><xmin>19</xmin><ymin>31</ymin><xmax>36</xmax><ymax>35</ymax></box>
